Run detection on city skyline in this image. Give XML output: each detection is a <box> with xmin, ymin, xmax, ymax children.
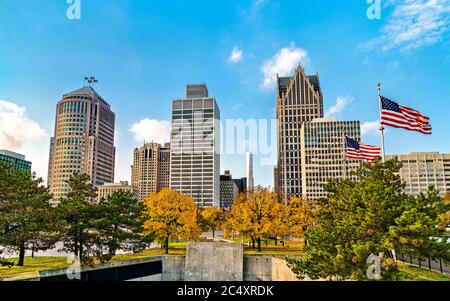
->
<box><xmin>1</xmin><ymin>1</ymin><xmax>449</xmax><ymax>188</ymax></box>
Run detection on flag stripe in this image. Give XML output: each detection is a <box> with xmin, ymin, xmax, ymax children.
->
<box><xmin>380</xmin><ymin>96</ymin><xmax>432</xmax><ymax>135</ymax></box>
<box><xmin>345</xmin><ymin>137</ymin><xmax>381</xmax><ymax>163</ymax></box>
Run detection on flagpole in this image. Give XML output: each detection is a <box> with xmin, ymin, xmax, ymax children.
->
<box><xmin>378</xmin><ymin>82</ymin><xmax>386</xmax><ymax>162</ymax></box>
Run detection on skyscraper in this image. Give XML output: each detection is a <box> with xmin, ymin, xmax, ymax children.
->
<box><xmin>386</xmin><ymin>152</ymin><xmax>450</xmax><ymax>197</ymax></box>
<box><xmin>300</xmin><ymin>118</ymin><xmax>361</xmax><ymax>200</ymax></box>
<box><xmin>246</xmin><ymin>152</ymin><xmax>254</xmax><ymax>191</ymax></box>
<box><xmin>170</xmin><ymin>84</ymin><xmax>220</xmax><ymax>208</ymax></box>
<box><xmin>131</xmin><ymin>142</ymin><xmax>170</xmax><ymax>200</ymax></box>
<box><xmin>276</xmin><ymin>64</ymin><xmax>324</xmax><ymax>199</ymax></box>
<box><xmin>0</xmin><ymin>150</ymin><xmax>31</xmax><ymax>171</ymax></box>
<box><xmin>48</xmin><ymin>86</ymin><xmax>116</xmax><ymax>200</ymax></box>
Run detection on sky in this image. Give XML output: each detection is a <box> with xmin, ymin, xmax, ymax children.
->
<box><xmin>0</xmin><ymin>0</ymin><xmax>449</xmax><ymax>188</ymax></box>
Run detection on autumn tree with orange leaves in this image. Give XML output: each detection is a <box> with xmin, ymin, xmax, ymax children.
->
<box><xmin>226</xmin><ymin>188</ymin><xmax>280</xmax><ymax>252</ymax></box>
<box><xmin>142</xmin><ymin>188</ymin><xmax>201</xmax><ymax>254</ymax></box>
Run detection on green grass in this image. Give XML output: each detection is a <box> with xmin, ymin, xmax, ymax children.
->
<box><xmin>0</xmin><ymin>247</ymin><xmax>187</xmax><ymax>280</ymax></box>
<box><xmin>227</xmin><ymin>237</ymin><xmax>305</xmax><ymax>255</ymax></box>
<box><xmin>0</xmin><ymin>257</ymin><xmax>70</xmax><ymax>280</ymax></box>
<box><xmin>398</xmin><ymin>263</ymin><xmax>450</xmax><ymax>281</ymax></box>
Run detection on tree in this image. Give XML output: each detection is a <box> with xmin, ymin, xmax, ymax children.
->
<box><xmin>226</xmin><ymin>188</ymin><xmax>280</xmax><ymax>252</ymax></box>
<box><xmin>56</xmin><ymin>173</ymin><xmax>100</xmax><ymax>264</ymax></box>
<box><xmin>287</xmin><ymin>159</ymin><xmax>449</xmax><ymax>280</ymax></box>
<box><xmin>287</xmin><ymin>197</ymin><xmax>315</xmax><ymax>243</ymax></box>
<box><xmin>200</xmin><ymin>207</ymin><xmax>225</xmax><ymax>238</ymax></box>
<box><xmin>142</xmin><ymin>189</ymin><xmax>200</xmax><ymax>255</ymax></box>
<box><xmin>0</xmin><ymin>162</ymin><xmax>56</xmax><ymax>266</ymax></box>
<box><xmin>267</xmin><ymin>202</ymin><xmax>289</xmax><ymax>246</ymax></box>
<box><xmin>94</xmin><ymin>191</ymin><xmax>153</xmax><ymax>261</ymax></box>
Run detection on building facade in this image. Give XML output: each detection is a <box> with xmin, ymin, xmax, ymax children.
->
<box><xmin>48</xmin><ymin>86</ymin><xmax>116</xmax><ymax>200</ymax></box>
<box><xmin>170</xmin><ymin>84</ymin><xmax>220</xmax><ymax>207</ymax></box>
<box><xmin>220</xmin><ymin>171</ymin><xmax>239</xmax><ymax>209</ymax></box>
<box><xmin>300</xmin><ymin>118</ymin><xmax>361</xmax><ymax>200</ymax></box>
<box><xmin>131</xmin><ymin>142</ymin><xmax>170</xmax><ymax>200</ymax></box>
<box><xmin>97</xmin><ymin>181</ymin><xmax>138</xmax><ymax>200</ymax></box>
<box><xmin>273</xmin><ymin>165</ymin><xmax>280</xmax><ymax>195</ymax></box>
<box><xmin>0</xmin><ymin>150</ymin><xmax>31</xmax><ymax>171</ymax></box>
<box><xmin>276</xmin><ymin>64</ymin><xmax>324</xmax><ymax>199</ymax></box>
<box><xmin>386</xmin><ymin>152</ymin><xmax>450</xmax><ymax>197</ymax></box>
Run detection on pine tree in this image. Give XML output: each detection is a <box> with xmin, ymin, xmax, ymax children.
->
<box><xmin>0</xmin><ymin>162</ymin><xmax>55</xmax><ymax>266</ymax></box>
<box><xmin>287</xmin><ymin>159</ymin><xmax>449</xmax><ymax>280</ymax></box>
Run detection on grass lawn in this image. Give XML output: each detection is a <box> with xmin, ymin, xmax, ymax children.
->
<box><xmin>0</xmin><ymin>257</ymin><xmax>70</xmax><ymax>280</ymax></box>
<box><xmin>398</xmin><ymin>263</ymin><xmax>450</xmax><ymax>281</ymax></box>
<box><xmin>0</xmin><ymin>247</ymin><xmax>187</xmax><ymax>281</ymax></box>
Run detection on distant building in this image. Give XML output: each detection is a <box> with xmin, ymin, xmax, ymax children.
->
<box><xmin>246</xmin><ymin>152</ymin><xmax>254</xmax><ymax>191</ymax></box>
<box><xmin>170</xmin><ymin>84</ymin><xmax>220</xmax><ymax>208</ymax></box>
<box><xmin>48</xmin><ymin>86</ymin><xmax>116</xmax><ymax>200</ymax></box>
<box><xmin>132</xmin><ymin>142</ymin><xmax>170</xmax><ymax>200</ymax></box>
<box><xmin>386</xmin><ymin>152</ymin><xmax>450</xmax><ymax>197</ymax></box>
<box><xmin>97</xmin><ymin>181</ymin><xmax>138</xmax><ymax>200</ymax></box>
<box><xmin>0</xmin><ymin>150</ymin><xmax>31</xmax><ymax>171</ymax></box>
<box><xmin>220</xmin><ymin>171</ymin><xmax>239</xmax><ymax>209</ymax></box>
<box><xmin>273</xmin><ymin>165</ymin><xmax>280</xmax><ymax>195</ymax></box>
<box><xmin>233</xmin><ymin>177</ymin><xmax>247</xmax><ymax>194</ymax></box>
<box><xmin>300</xmin><ymin>118</ymin><xmax>361</xmax><ymax>200</ymax></box>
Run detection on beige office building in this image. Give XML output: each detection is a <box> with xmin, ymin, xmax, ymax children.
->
<box><xmin>48</xmin><ymin>86</ymin><xmax>116</xmax><ymax>200</ymax></box>
<box><xmin>170</xmin><ymin>84</ymin><xmax>220</xmax><ymax>208</ymax></box>
<box><xmin>97</xmin><ymin>181</ymin><xmax>138</xmax><ymax>200</ymax></box>
<box><xmin>131</xmin><ymin>142</ymin><xmax>170</xmax><ymax>200</ymax></box>
<box><xmin>276</xmin><ymin>64</ymin><xmax>324</xmax><ymax>199</ymax></box>
<box><xmin>386</xmin><ymin>152</ymin><xmax>450</xmax><ymax>197</ymax></box>
<box><xmin>300</xmin><ymin>118</ymin><xmax>361</xmax><ymax>200</ymax></box>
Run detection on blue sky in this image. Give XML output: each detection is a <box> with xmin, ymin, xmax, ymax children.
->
<box><xmin>0</xmin><ymin>0</ymin><xmax>449</xmax><ymax>187</ymax></box>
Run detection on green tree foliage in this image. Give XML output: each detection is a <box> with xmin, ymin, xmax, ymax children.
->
<box><xmin>57</xmin><ymin>173</ymin><xmax>152</xmax><ymax>264</ymax></box>
<box><xmin>56</xmin><ymin>173</ymin><xmax>99</xmax><ymax>264</ymax></box>
<box><xmin>0</xmin><ymin>162</ymin><xmax>56</xmax><ymax>267</ymax></box>
<box><xmin>287</xmin><ymin>159</ymin><xmax>449</xmax><ymax>280</ymax></box>
<box><xmin>95</xmin><ymin>191</ymin><xmax>153</xmax><ymax>261</ymax></box>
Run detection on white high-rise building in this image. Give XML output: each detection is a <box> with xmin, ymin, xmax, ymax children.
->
<box><xmin>300</xmin><ymin>118</ymin><xmax>361</xmax><ymax>200</ymax></box>
<box><xmin>246</xmin><ymin>152</ymin><xmax>254</xmax><ymax>191</ymax></box>
<box><xmin>170</xmin><ymin>84</ymin><xmax>220</xmax><ymax>207</ymax></box>
<box><xmin>386</xmin><ymin>152</ymin><xmax>450</xmax><ymax>197</ymax></box>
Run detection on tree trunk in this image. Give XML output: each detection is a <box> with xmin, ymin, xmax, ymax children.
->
<box><xmin>212</xmin><ymin>229</ymin><xmax>215</xmax><ymax>239</ymax></box>
<box><xmin>17</xmin><ymin>241</ymin><xmax>26</xmax><ymax>266</ymax></box>
<box><xmin>164</xmin><ymin>237</ymin><xmax>169</xmax><ymax>255</ymax></box>
<box><xmin>31</xmin><ymin>246</ymin><xmax>35</xmax><ymax>258</ymax></box>
<box><xmin>257</xmin><ymin>238</ymin><xmax>262</xmax><ymax>253</ymax></box>
<box><xmin>252</xmin><ymin>239</ymin><xmax>255</xmax><ymax>249</ymax></box>
<box><xmin>275</xmin><ymin>237</ymin><xmax>278</xmax><ymax>246</ymax></box>
<box><xmin>79</xmin><ymin>229</ymin><xmax>83</xmax><ymax>262</ymax></box>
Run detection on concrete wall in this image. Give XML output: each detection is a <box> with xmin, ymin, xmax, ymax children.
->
<box><xmin>185</xmin><ymin>242</ymin><xmax>244</xmax><ymax>281</ymax></box>
<box><xmin>162</xmin><ymin>255</ymin><xmax>186</xmax><ymax>281</ymax></box>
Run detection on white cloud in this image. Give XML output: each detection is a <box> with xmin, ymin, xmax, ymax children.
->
<box><xmin>0</xmin><ymin>99</ymin><xmax>49</xmax><ymax>181</ymax></box>
<box><xmin>260</xmin><ymin>44</ymin><xmax>310</xmax><ymax>90</ymax></box>
<box><xmin>360</xmin><ymin>0</ymin><xmax>450</xmax><ymax>51</ymax></box>
<box><xmin>325</xmin><ymin>96</ymin><xmax>354</xmax><ymax>117</ymax></box>
<box><xmin>228</xmin><ymin>47</ymin><xmax>243</xmax><ymax>63</ymax></box>
<box><xmin>129</xmin><ymin>118</ymin><xmax>171</xmax><ymax>144</ymax></box>
<box><xmin>361</xmin><ymin>121</ymin><xmax>381</xmax><ymax>136</ymax></box>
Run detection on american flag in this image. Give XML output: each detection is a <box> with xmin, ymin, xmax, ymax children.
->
<box><xmin>345</xmin><ymin>137</ymin><xmax>381</xmax><ymax>163</ymax></box>
<box><xmin>380</xmin><ymin>96</ymin><xmax>432</xmax><ymax>135</ymax></box>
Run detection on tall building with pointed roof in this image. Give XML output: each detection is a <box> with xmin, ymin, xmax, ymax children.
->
<box><xmin>276</xmin><ymin>64</ymin><xmax>324</xmax><ymax>200</ymax></box>
<box><xmin>48</xmin><ymin>86</ymin><xmax>116</xmax><ymax>200</ymax></box>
